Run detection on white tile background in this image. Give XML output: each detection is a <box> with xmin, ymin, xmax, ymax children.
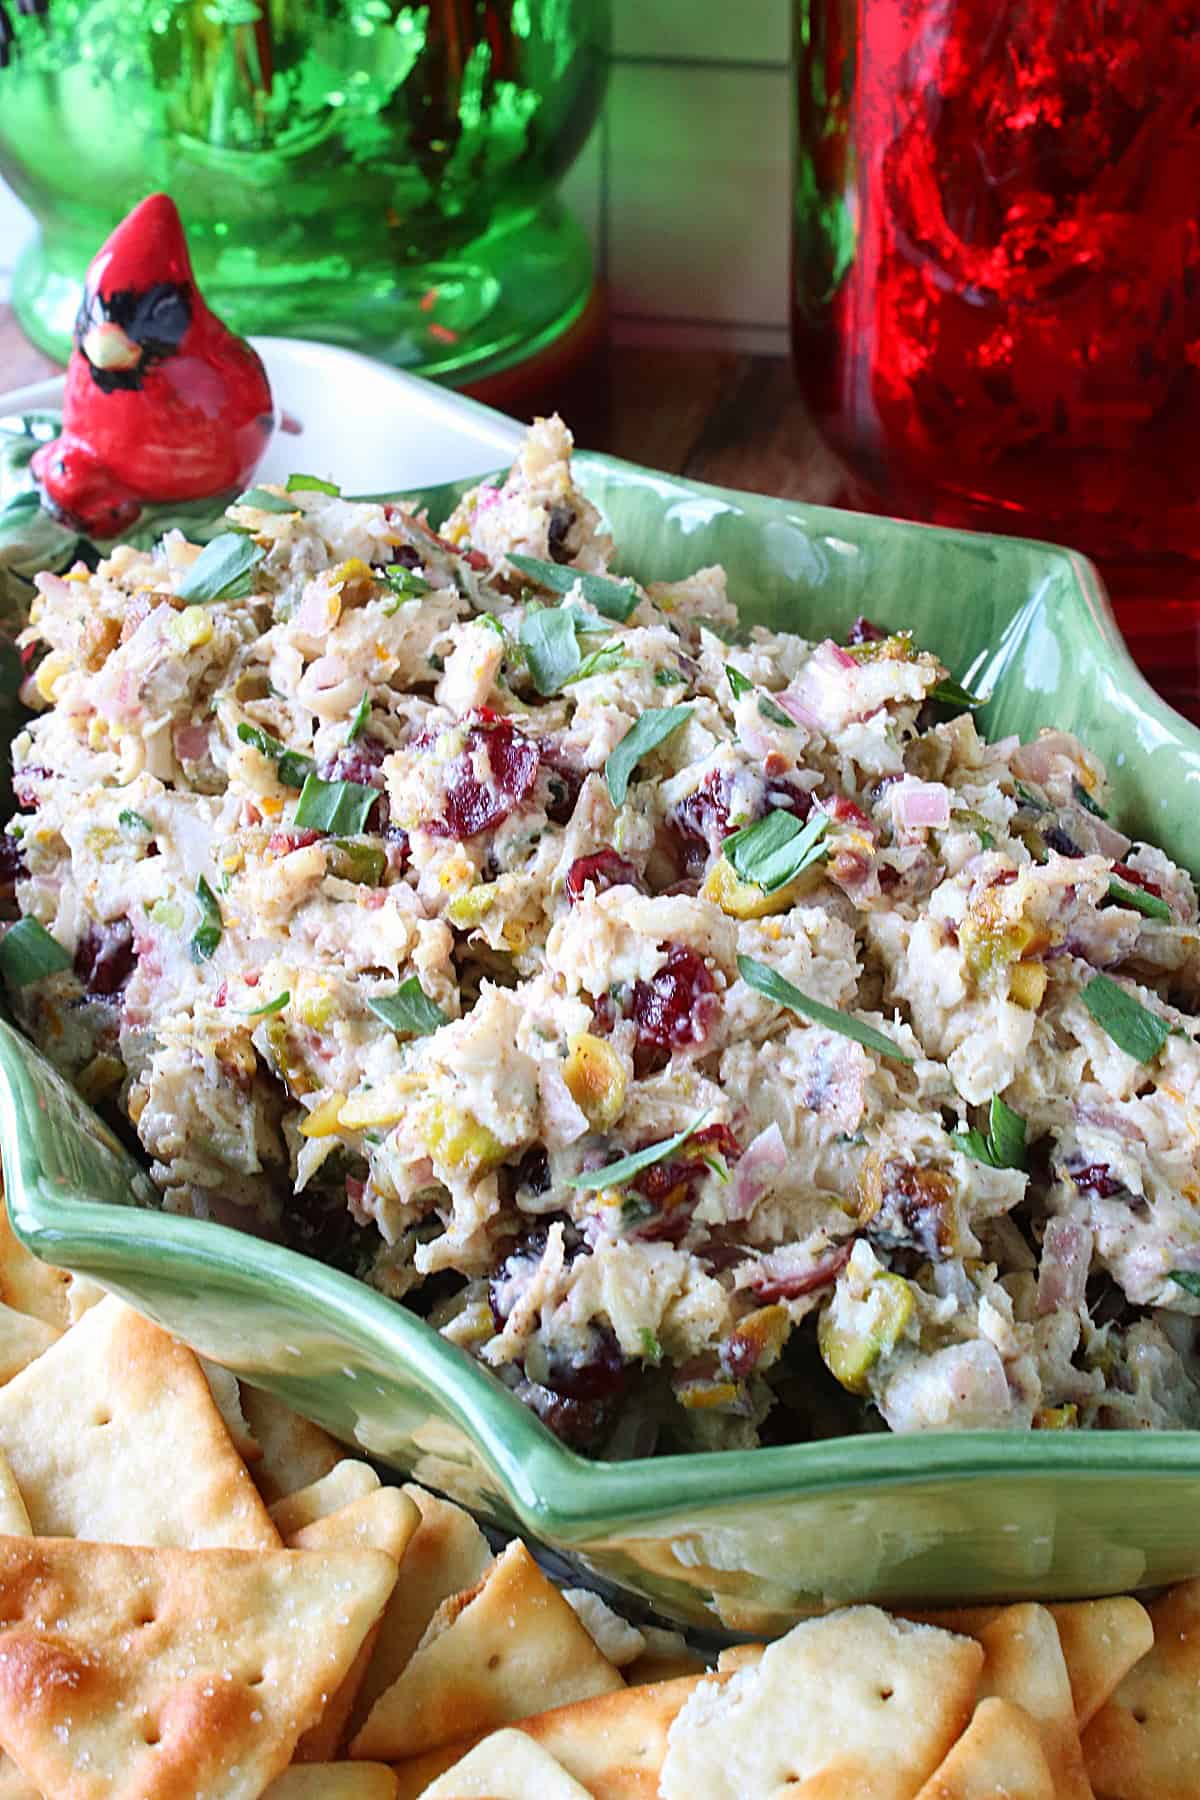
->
<box><xmin>0</xmin><ymin>2</ymin><xmax>792</xmax><ymax>356</ymax></box>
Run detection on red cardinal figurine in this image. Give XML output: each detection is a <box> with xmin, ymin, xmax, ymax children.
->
<box><xmin>33</xmin><ymin>194</ymin><xmax>275</xmax><ymax>537</ymax></box>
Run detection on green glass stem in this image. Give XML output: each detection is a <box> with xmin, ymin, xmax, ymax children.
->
<box><xmin>0</xmin><ymin>0</ymin><xmax>608</xmax><ymax>382</ymax></box>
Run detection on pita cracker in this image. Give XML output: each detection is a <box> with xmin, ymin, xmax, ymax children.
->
<box><xmin>271</xmin><ymin>1460</ymin><xmax>381</xmax><ymax>1537</ymax></box>
<box><xmin>716</xmin><ymin>1643</ymin><xmax>764</xmax><ymax>1674</ymax></box>
<box><xmin>563</xmin><ymin>1588</ymin><xmax>646</xmax><ymax>1667</ymax></box>
<box><xmin>1048</xmin><ymin>1599</ymin><xmax>1154</xmax><ymax>1730</ymax></box>
<box><xmin>240</xmin><ymin>1384</ymin><xmax>345</xmax><ymax>1503</ymax></box>
<box><xmin>1082</xmin><ymin>1576</ymin><xmax>1200</xmax><ymax>1799</ymax></box>
<box><xmin>419</xmin><ymin>1727</ymin><xmax>593</xmax><ymax>1798</ymax></box>
<box><xmin>0</xmin><ymin>1201</ymin><xmax>100</xmax><ymax>1331</ymax></box>
<box><xmin>288</xmin><ymin>1488</ymin><xmax>420</xmax><ymax>1763</ymax></box>
<box><xmin>658</xmin><ymin>1608</ymin><xmax>983</xmax><ymax>1800</ymax></box>
<box><xmin>0</xmin><ymin>1457</ymin><xmax>28</xmax><ymax>1541</ymax></box>
<box><xmin>0</xmin><ymin>1533</ymin><xmax>396</xmax><ymax>1800</ymax></box>
<box><xmin>912</xmin><ymin>1698</ymin><xmax>1055</xmax><ymax>1800</ymax></box>
<box><xmin>0</xmin><ymin>1297</ymin><xmax>278</xmax><ymax>1549</ymax></box>
<box><xmin>389</xmin><ymin>1674</ymin><xmax>709</xmax><ymax>1800</ymax></box>
<box><xmin>0</xmin><ymin>1306</ymin><xmax>57</xmax><ymax>1391</ymax></box>
<box><xmin>624</xmin><ymin>1630</ymin><xmax>707</xmax><ymax>1686</ymax></box>
<box><xmin>351</xmin><ymin>1538</ymin><xmax>623</xmax><ymax>1760</ymax></box>
<box><xmin>347</xmin><ymin>1486</ymin><xmax>492</xmax><ymax>1739</ymax></box>
<box><xmin>263</xmin><ymin>1766</ymin><xmax>399</xmax><ymax>1799</ymax></box>
<box><xmin>198</xmin><ymin>1359</ymin><xmax>260</xmax><ymax>1464</ymax></box>
<box><xmin>972</xmin><ymin>1605</ymin><xmax>1093</xmax><ymax>1800</ymax></box>
<box><xmin>0</xmin><ymin>1753</ymin><xmax>39</xmax><ymax>1798</ymax></box>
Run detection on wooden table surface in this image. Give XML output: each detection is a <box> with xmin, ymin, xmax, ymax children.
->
<box><xmin>0</xmin><ymin>302</ymin><xmax>845</xmax><ymax>502</ymax></box>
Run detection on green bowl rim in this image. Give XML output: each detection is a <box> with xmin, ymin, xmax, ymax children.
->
<box><xmin>6</xmin><ymin>451</ymin><xmax>1200</xmax><ymax>1538</ymax></box>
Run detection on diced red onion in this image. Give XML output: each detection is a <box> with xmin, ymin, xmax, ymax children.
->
<box><xmin>173</xmin><ymin>722</ymin><xmax>210</xmax><ymax>762</ymax></box>
<box><xmin>897</xmin><ymin>782</ymin><xmax>951</xmax><ymax>829</ymax></box>
<box><xmin>1089</xmin><ymin>818</ymin><xmax>1133</xmax><ymax>861</ymax></box>
<box><xmin>727</xmin><ymin>1123</ymin><xmax>788</xmax><ymax>1221</ymax></box>
<box><xmin>775</xmin><ymin>684</ymin><xmax>823</xmax><ymax>730</ymax></box>
<box><xmin>1037</xmin><ymin>1216</ymin><xmax>1094</xmax><ymax>1317</ymax></box>
<box><xmin>823</xmin><ymin>639</ymin><xmax>858</xmax><ymax>671</ymax></box>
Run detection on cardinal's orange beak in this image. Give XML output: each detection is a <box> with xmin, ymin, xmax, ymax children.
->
<box><xmin>81</xmin><ymin>321</ymin><xmax>142</xmax><ymax>372</ymax></box>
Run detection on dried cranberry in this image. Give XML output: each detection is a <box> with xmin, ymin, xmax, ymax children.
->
<box><xmin>848</xmin><ymin>616</ymin><xmax>887</xmax><ymax>644</ymax></box>
<box><xmin>1044</xmin><ymin>826</ymin><xmax>1083</xmax><ymax>858</ymax></box>
<box><xmin>541</xmin><ymin>1323</ymin><xmax>627</xmax><ymax>1402</ymax></box>
<box><xmin>0</xmin><ymin>835</ymin><xmax>27</xmax><ymax>886</ymax></box>
<box><xmin>426</xmin><ymin>713</ymin><xmax>540</xmax><ymax>840</ymax></box>
<box><xmin>630</xmin><ymin>943</ymin><xmax>719</xmax><ymax>1077</ymax></box>
<box><xmin>671</xmin><ymin>771</ymin><xmax>733</xmax><ymax>872</ymax></box>
<box><xmin>722</xmin><ymin>1332</ymin><xmax>763</xmax><ymax>1380</ymax></box>
<box><xmin>1068</xmin><ymin>1162</ymin><xmax>1125</xmax><ymax>1199</ymax></box>
<box><xmin>1111</xmin><ymin>861</ymin><xmax>1165</xmax><ymax>899</ymax></box>
<box><xmin>749</xmin><ymin>1241</ymin><xmax>852</xmax><ymax>1304</ymax></box>
<box><xmin>268</xmin><ymin>828</ymin><xmax>322</xmax><ymax>856</ymax></box>
<box><xmin>381</xmin><ymin>544</ymin><xmax>421</xmax><ymax>572</ymax></box>
<box><xmin>522</xmin><ymin>1386</ymin><xmax>612</xmax><ymax>1451</ymax></box>
<box><xmin>825</xmin><ymin>794</ymin><xmax>871</xmax><ymax>828</ymax></box>
<box><xmin>767</xmin><ymin>778</ymin><xmax>815</xmax><ymax>822</ymax></box>
<box><xmin>565</xmin><ymin>851</ymin><xmax>640</xmax><ymax>905</ymax></box>
<box><xmin>73</xmin><ymin>919</ymin><xmax>135</xmax><ymax>998</ymax></box>
<box><xmin>591</xmin><ymin>992</ymin><xmax>618</xmax><ymax>1035</ymax></box>
<box><xmin>320</xmin><ymin>733</ymin><xmax>387</xmax><ymax>787</ymax></box>
<box><xmin>319</xmin><ymin>733</ymin><xmax>390</xmax><ymax>833</ymax></box>
<box><xmin>385</xmin><ymin>825</ymin><xmax>410</xmax><ymax>871</ymax></box>
<box><xmin>515</xmin><ymin>1146</ymin><xmax>551</xmax><ymax>1196</ymax></box>
<box><xmin>546</xmin><ymin>505</ymin><xmax>576</xmax><ymax>564</ymax></box>
<box><xmin>539</xmin><ymin>740</ymin><xmax>585</xmax><ymax>827</ymax></box>
<box><xmin>691</xmin><ymin>1122</ymin><xmax>742</xmax><ymax>1163</ymax></box>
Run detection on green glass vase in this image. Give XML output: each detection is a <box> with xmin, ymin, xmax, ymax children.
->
<box><xmin>0</xmin><ymin>0</ymin><xmax>608</xmax><ymax>383</ymax></box>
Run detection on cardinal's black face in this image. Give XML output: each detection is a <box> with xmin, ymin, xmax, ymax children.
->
<box><xmin>74</xmin><ymin>281</ymin><xmax>193</xmax><ymax>393</ymax></box>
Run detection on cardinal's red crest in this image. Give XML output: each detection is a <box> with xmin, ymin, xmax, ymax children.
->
<box><xmin>33</xmin><ymin>194</ymin><xmax>275</xmax><ymax>536</ymax></box>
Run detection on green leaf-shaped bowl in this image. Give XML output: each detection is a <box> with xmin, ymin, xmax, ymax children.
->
<box><xmin>4</xmin><ymin>450</ymin><xmax>1200</xmax><ymax>1633</ymax></box>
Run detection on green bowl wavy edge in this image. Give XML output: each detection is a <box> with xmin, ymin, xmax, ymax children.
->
<box><xmin>3</xmin><ymin>448</ymin><xmax>1200</xmax><ymax>1623</ymax></box>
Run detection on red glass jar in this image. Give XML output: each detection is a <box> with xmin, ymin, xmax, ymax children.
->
<box><xmin>792</xmin><ymin>0</ymin><xmax>1200</xmax><ymax>710</ymax></box>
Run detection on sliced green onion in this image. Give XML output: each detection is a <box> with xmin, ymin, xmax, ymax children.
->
<box><xmin>638</xmin><ymin>1328</ymin><xmax>663</xmax><ymax>1363</ymax></box>
<box><xmin>605</xmin><ymin>706</ymin><xmax>693</xmax><ymax>808</ymax></box>
<box><xmin>233</xmin><ymin>487</ymin><xmax>298</xmax><ymax>514</ymax></box>
<box><xmin>368</xmin><ymin>977</ymin><xmax>448</xmax><ymax>1037</ymax></box>
<box><xmin>930</xmin><ymin>678</ymin><xmax>982</xmax><ymax>710</ymax></box>
<box><xmin>285</xmin><ymin>472</ymin><xmax>341</xmax><ymax>496</ymax></box>
<box><xmin>235</xmin><ymin>722</ymin><xmax>315</xmax><ymax>791</ymax></box>
<box><xmin>726</xmin><ymin>665</ymin><xmax>753</xmax><ymax>699</ymax></box>
<box><xmin>0</xmin><ymin>917</ymin><xmax>72</xmax><ymax>988</ymax></box>
<box><xmin>724</xmin><ymin>810</ymin><xmax>829</xmax><ymax>894</ymax></box>
<box><xmin>955</xmin><ymin>1094</ymin><xmax>1026</xmax><ymax>1170</ymax></box>
<box><xmin>1074</xmin><ymin>781</ymin><xmax>1108</xmax><ymax>820</ymax></box>
<box><xmin>737</xmin><ymin>954</ymin><xmax>914</xmax><ymax>1064</ymax></box>
<box><xmin>177</xmin><ymin>533</ymin><xmax>265</xmax><ymax>605</ymax></box>
<box><xmin>1081</xmin><ymin>974</ymin><xmax>1171</xmax><ymax>1063</ymax></box>
<box><xmin>509</xmin><ymin>553</ymin><xmax>641</xmax><ymax>623</ymax></box>
<box><xmin>383</xmin><ymin>566</ymin><xmax>432</xmax><ymax>608</ymax></box>
<box><xmin>239</xmin><ymin>990</ymin><xmax>289</xmax><ymax>1017</ymax></box>
<box><xmin>1106</xmin><ymin>878</ymin><xmax>1171</xmax><ymax>922</ymax></box>
<box><xmin>520</xmin><ymin>605</ymin><xmax>580</xmax><ymax>695</ymax></box>
<box><xmin>117</xmin><ymin>809</ymin><xmax>153</xmax><ymax>835</ymax></box>
<box><xmin>1168</xmin><ymin>1271</ymin><xmax>1200</xmax><ymax>1299</ymax></box>
<box><xmin>566</xmin><ymin>1111</ymin><xmax>710</xmax><ymax>1191</ymax></box>
<box><xmin>568</xmin><ymin>642</ymin><xmax>629</xmax><ymax>684</ymax></box>
<box><xmin>191</xmin><ymin>876</ymin><xmax>223</xmax><ymax>962</ymax></box>
<box><xmin>655</xmin><ymin>667</ymin><xmax>684</xmax><ymax>687</ymax></box>
<box><xmin>757</xmin><ymin>696</ymin><xmax>795</xmax><ymax>728</ymax></box>
<box><xmin>293</xmin><ymin>775</ymin><xmax>378</xmax><ymax>836</ymax></box>
<box><xmin>346</xmin><ymin>692</ymin><xmax>371</xmax><ymax>744</ymax></box>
